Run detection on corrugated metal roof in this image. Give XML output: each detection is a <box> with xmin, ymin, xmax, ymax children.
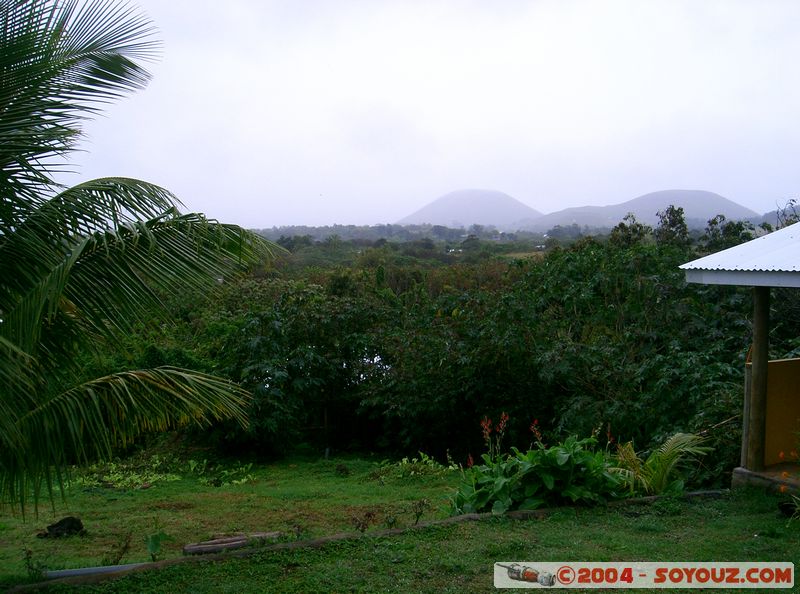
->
<box><xmin>679</xmin><ymin>222</ymin><xmax>800</xmax><ymax>287</ymax></box>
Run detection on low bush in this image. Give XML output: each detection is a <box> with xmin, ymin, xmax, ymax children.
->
<box><xmin>612</xmin><ymin>432</ymin><xmax>711</xmax><ymax>495</ymax></box>
<box><xmin>369</xmin><ymin>452</ymin><xmax>459</xmax><ymax>482</ymax></box>
<box><xmin>449</xmin><ymin>436</ymin><xmax>621</xmax><ymax>515</ymax></box>
<box><xmin>449</xmin><ymin>430</ymin><xmax>713</xmax><ymax>515</ymax></box>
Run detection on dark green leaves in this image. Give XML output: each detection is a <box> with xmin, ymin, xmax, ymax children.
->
<box><xmin>449</xmin><ymin>437</ymin><xmax>621</xmax><ymax>515</ymax></box>
<box><xmin>0</xmin><ymin>0</ymin><xmax>159</xmax><ymax>198</ymax></box>
<box><xmin>0</xmin><ymin>0</ymin><xmax>278</xmax><ymax>512</ymax></box>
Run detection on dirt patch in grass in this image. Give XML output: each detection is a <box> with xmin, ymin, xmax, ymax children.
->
<box><xmin>149</xmin><ymin>502</ymin><xmax>195</xmax><ymax>511</ymax></box>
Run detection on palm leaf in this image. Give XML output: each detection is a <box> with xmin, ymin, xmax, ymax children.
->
<box><xmin>2</xmin><ymin>367</ymin><xmax>251</xmax><ymax>512</ymax></box>
<box><xmin>610</xmin><ymin>441</ymin><xmax>649</xmax><ymax>495</ymax></box>
<box><xmin>1</xmin><ymin>177</ymin><xmax>276</xmax><ymax>357</ymax></box>
<box><xmin>0</xmin><ymin>0</ymin><xmax>159</xmax><ymax>201</ymax></box>
<box><xmin>611</xmin><ymin>433</ymin><xmax>710</xmax><ymax>495</ymax></box>
<box><xmin>0</xmin><ymin>337</ymin><xmax>42</xmax><ymax>450</ymax></box>
<box><xmin>1</xmin><ymin>177</ymin><xmax>182</xmax><ymax>238</ymax></box>
<box><xmin>0</xmin><ymin>0</ymin><xmax>282</xmax><ymax>514</ymax></box>
<box><xmin>644</xmin><ymin>433</ymin><xmax>711</xmax><ymax>494</ymax></box>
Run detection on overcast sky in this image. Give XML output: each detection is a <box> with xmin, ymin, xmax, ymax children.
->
<box><xmin>67</xmin><ymin>0</ymin><xmax>800</xmax><ymax>228</ymax></box>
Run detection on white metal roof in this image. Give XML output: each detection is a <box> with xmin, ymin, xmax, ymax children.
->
<box><xmin>680</xmin><ymin>222</ymin><xmax>800</xmax><ymax>287</ymax></box>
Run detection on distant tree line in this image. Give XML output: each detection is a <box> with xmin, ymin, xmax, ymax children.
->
<box><xmin>257</xmin><ymin>223</ymin><xmax>546</xmax><ymax>245</ymax></box>
<box><xmin>255</xmin><ymin>200</ymin><xmax>793</xmax><ymax>249</ymax></box>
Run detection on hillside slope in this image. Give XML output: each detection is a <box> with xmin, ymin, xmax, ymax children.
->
<box><xmin>397</xmin><ymin>189</ymin><xmax>542</xmax><ymax>229</ymax></box>
<box><xmin>524</xmin><ymin>190</ymin><xmax>758</xmax><ymax>231</ymax></box>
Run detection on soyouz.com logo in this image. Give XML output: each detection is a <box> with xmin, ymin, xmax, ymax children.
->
<box><xmin>493</xmin><ymin>562</ymin><xmax>794</xmax><ymax>589</ymax></box>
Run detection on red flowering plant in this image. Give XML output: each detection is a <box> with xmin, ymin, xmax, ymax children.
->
<box><xmin>481</xmin><ymin>412</ymin><xmax>509</xmax><ymax>462</ymax></box>
<box><xmin>450</xmin><ymin>414</ymin><xmax>622</xmax><ymax>515</ymax></box>
<box><xmin>529</xmin><ymin>418</ymin><xmax>545</xmax><ymax>449</ymax></box>
<box><xmin>480</xmin><ymin>416</ymin><xmax>492</xmax><ymax>451</ymax></box>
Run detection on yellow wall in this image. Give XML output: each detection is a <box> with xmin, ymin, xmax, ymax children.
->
<box><xmin>764</xmin><ymin>358</ymin><xmax>800</xmax><ymax>466</ymax></box>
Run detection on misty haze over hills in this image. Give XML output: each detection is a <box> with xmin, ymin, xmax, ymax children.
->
<box><xmin>397</xmin><ymin>189</ymin><xmax>765</xmax><ymax>232</ymax></box>
<box><xmin>397</xmin><ymin>189</ymin><xmax>542</xmax><ymax>229</ymax></box>
<box><xmin>526</xmin><ymin>190</ymin><xmax>759</xmax><ymax>232</ymax></box>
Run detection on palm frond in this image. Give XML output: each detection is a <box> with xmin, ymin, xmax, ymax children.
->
<box><xmin>644</xmin><ymin>433</ymin><xmax>711</xmax><ymax>494</ymax></box>
<box><xmin>610</xmin><ymin>433</ymin><xmax>710</xmax><ymax>495</ymax></box>
<box><xmin>0</xmin><ymin>178</ymin><xmax>276</xmax><ymax>355</ymax></box>
<box><xmin>0</xmin><ymin>177</ymin><xmax>185</xmax><ymax>351</ymax></box>
<box><xmin>2</xmin><ymin>366</ymin><xmax>251</xmax><ymax>512</ymax></box>
<box><xmin>609</xmin><ymin>441</ymin><xmax>649</xmax><ymax>495</ymax></box>
<box><xmin>0</xmin><ymin>0</ymin><xmax>159</xmax><ymax>198</ymax></box>
<box><xmin>0</xmin><ymin>337</ymin><xmax>42</xmax><ymax>448</ymax></box>
<box><xmin>61</xmin><ymin>211</ymin><xmax>275</xmax><ymax>337</ymax></box>
<box><xmin>2</xmin><ymin>177</ymin><xmax>183</xmax><ymax>237</ymax></box>
<box><xmin>0</xmin><ymin>1</ymin><xmax>282</xmax><ymax>514</ymax></box>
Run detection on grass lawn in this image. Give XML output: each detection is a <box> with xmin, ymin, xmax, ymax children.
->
<box><xmin>1</xmin><ymin>455</ymin><xmax>798</xmax><ymax>592</ymax></box>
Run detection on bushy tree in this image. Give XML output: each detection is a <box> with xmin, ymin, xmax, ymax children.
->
<box><xmin>654</xmin><ymin>205</ymin><xmax>690</xmax><ymax>248</ymax></box>
<box><xmin>517</xmin><ymin>237</ymin><xmax>748</xmax><ymax>456</ymax></box>
<box><xmin>701</xmin><ymin>214</ymin><xmax>755</xmax><ymax>252</ymax></box>
<box><xmin>609</xmin><ymin>213</ymin><xmax>652</xmax><ymax>247</ymax></box>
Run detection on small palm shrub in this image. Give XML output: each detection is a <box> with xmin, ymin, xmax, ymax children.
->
<box><xmin>611</xmin><ymin>432</ymin><xmax>711</xmax><ymax>495</ymax></box>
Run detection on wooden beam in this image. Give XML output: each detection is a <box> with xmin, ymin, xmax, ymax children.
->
<box><xmin>746</xmin><ymin>286</ymin><xmax>770</xmax><ymax>471</ymax></box>
<box><xmin>741</xmin><ymin>362</ymin><xmax>751</xmax><ymax>467</ymax></box>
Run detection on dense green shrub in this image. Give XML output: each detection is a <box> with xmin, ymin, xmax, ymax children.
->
<box><xmin>516</xmin><ymin>240</ymin><xmax>750</xmax><ymax>450</ymax></box>
<box><xmin>449</xmin><ymin>436</ymin><xmax>621</xmax><ymax>515</ymax></box>
<box><xmin>212</xmin><ymin>279</ymin><xmax>391</xmax><ymax>454</ymax></box>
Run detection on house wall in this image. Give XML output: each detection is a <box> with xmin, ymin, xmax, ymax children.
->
<box><xmin>764</xmin><ymin>358</ymin><xmax>800</xmax><ymax>466</ymax></box>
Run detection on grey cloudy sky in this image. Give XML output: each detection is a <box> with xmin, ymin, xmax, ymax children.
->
<box><xmin>68</xmin><ymin>0</ymin><xmax>800</xmax><ymax>228</ymax></box>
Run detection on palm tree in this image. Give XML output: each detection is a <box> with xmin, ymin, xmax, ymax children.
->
<box><xmin>0</xmin><ymin>0</ymin><xmax>276</xmax><ymax>511</ymax></box>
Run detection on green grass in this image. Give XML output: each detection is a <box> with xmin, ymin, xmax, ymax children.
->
<box><xmin>0</xmin><ymin>455</ymin><xmax>458</xmax><ymax>589</ymax></box>
<box><xmin>1</xmin><ymin>457</ymin><xmax>798</xmax><ymax>592</ymax></box>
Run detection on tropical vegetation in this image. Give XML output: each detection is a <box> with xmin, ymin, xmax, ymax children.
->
<box><xmin>0</xmin><ymin>0</ymin><xmax>274</xmax><ymax>511</ymax></box>
<box><xmin>48</xmin><ymin>190</ymin><xmax>800</xmax><ymax>498</ymax></box>
<box><xmin>89</xmin><ymin>208</ymin><xmax>800</xmax><ymax>507</ymax></box>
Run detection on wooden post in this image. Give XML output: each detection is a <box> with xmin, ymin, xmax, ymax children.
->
<box><xmin>746</xmin><ymin>286</ymin><xmax>770</xmax><ymax>471</ymax></box>
<box><xmin>741</xmin><ymin>361</ymin><xmax>751</xmax><ymax>467</ymax></box>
